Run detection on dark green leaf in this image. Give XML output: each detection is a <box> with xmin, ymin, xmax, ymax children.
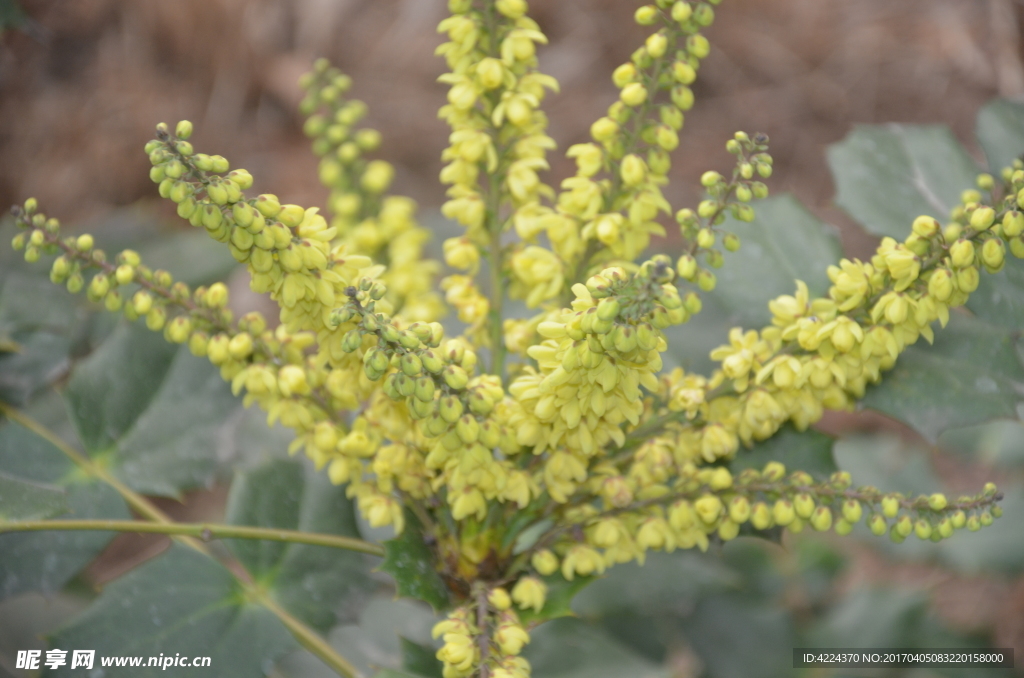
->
<box><xmin>66</xmin><ymin>322</ymin><xmax>245</xmax><ymax>497</ymax></box>
<box><xmin>828</xmin><ymin>124</ymin><xmax>978</xmax><ymax>239</ymax></box>
<box><xmin>710</xmin><ymin>194</ymin><xmax>842</xmax><ymax>326</ymax></box>
<box><xmin>938</xmin><ymin>486</ymin><xmax>1024</xmax><ymax>575</ymax></box>
<box><xmin>0</xmin><ymin>272</ymin><xmax>80</xmax><ymax>337</ymax></box>
<box><xmin>525</xmin><ymin>617</ymin><xmax>667</xmax><ymax>678</ymax></box>
<box><xmin>573</xmin><ymin>551</ymin><xmax>738</xmax><ymax>620</ymax></box>
<box><xmin>0</xmin><ymin>419</ymin><xmax>129</xmax><ymax>600</ymax></box>
<box><xmin>378</xmin><ymin>511</ymin><xmax>450</xmax><ymax>612</ymax></box>
<box><xmin>967</xmin><ymin>257</ymin><xmax>1024</xmax><ymax>330</ymax></box>
<box><xmin>860</xmin><ymin>313</ymin><xmax>1024</xmax><ymax>442</ymax></box>
<box><xmin>939</xmin><ymin>420</ymin><xmax>1024</xmax><ymax>468</ymax></box>
<box><xmin>0</xmin><ymin>270</ymin><xmax>80</xmax><ymax>405</ymax></box>
<box><xmin>976</xmin><ymin>98</ymin><xmax>1024</xmax><ymax>175</ymax></box>
<box><xmin>45</xmin><ymin>545</ymin><xmax>296</xmax><ymax>678</ymax></box>
<box><xmin>275</xmin><ymin>595</ymin><xmax>439</xmax><ymax>678</ymax></box>
<box><xmin>137</xmin><ymin>229</ymin><xmax>238</xmax><ymax>287</ymax></box>
<box><xmin>808</xmin><ymin>586</ymin><xmax>928</xmax><ymax>647</ymax></box>
<box><xmin>65</xmin><ymin>324</ymin><xmax>177</xmax><ymax>452</ymax></box>
<box><xmin>0</xmin><ymin>472</ymin><xmax>66</xmax><ymax>520</ymax></box>
<box><xmin>969</xmin><ymin>100</ymin><xmax>1024</xmax><ymax>330</ymax></box>
<box><xmin>663</xmin><ymin>194</ymin><xmax>841</xmax><ymax>376</ymax></box>
<box><xmin>399</xmin><ymin>637</ymin><xmax>443</xmax><ymax>678</ymax></box>
<box><xmin>730</xmin><ymin>425</ymin><xmax>836</xmax><ymax>479</ymax></box>
<box><xmin>0</xmin><ymin>332</ymin><xmax>71</xmax><ymax>407</ymax></box>
<box><xmin>681</xmin><ymin>593</ymin><xmax>794</xmax><ymax>678</ymax></box>
<box><xmin>805</xmin><ymin>585</ymin><xmax>1015</xmax><ymax>677</ymax></box>
<box><xmin>834</xmin><ymin>433</ymin><xmax>945</xmax><ymax>497</ymax></box>
<box><xmin>224</xmin><ymin>458</ymin><xmax>374</xmax><ymax>630</ymax></box>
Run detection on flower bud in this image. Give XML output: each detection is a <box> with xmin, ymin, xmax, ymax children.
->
<box><xmin>970</xmin><ymin>206</ymin><xmax>996</xmax><ymax>231</ymax></box>
<box><xmin>175</xmin><ymin>120</ymin><xmax>193</xmax><ymax>139</ymax></box>
<box><xmin>620</xmin><ymin>82</ymin><xmax>648</xmax><ymax>107</ymax></box>
<box><xmin>645</xmin><ymin>32</ymin><xmax>668</xmax><ymax>59</ymax></box>
<box><xmin>166</xmin><ymin>316</ymin><xmax>192</xmax><ymax>344</ymax></box>
<box><xmin>694</xmin><ymin>494</ymin><xmax>722</xmax><ymax>523</ymax></box>
<box><xmin>949</xmin><ymin>239</ymin><xmax>975</xmax><ymax>268</ymax></box>
<box><xmin>634</xmin><ymin>5</ymin><xmax>658</xmax><ymax>24</ymax></box>
<box><xmin>841</xmin><ymin>499</ymin><xmax>862</xmax><ymax>524</ymax></box>
<box><xmin>981</xmin><ymin>237</ymin><xmax>1005</xmax><ymax>270</ymax></box>
<box><xmin>511</xmin><ymin>577</ymin><xmax>547</xmax><ymax>613</ymax></box>
<box><xmin>927</xmin><ymin>268</ymin><xmax>953</xmax><ymax>301</ymax></box>
<box><xmin>672</xmin><ymin>1</ymin><xmax>692</xmax><ymax>22</ymax></box>
<box><xmin>278</xmin><ymin>365</ymin><xmax>309</xmax><ymax>396</ymax></box>
<box><xmin>103</xmin><ymin>290</ymin><xmax>123</xmax><ymax>312</ymax></box>
<box><xmin>728</xmin><ymin>496</ymin><xmax>751</xmax><ymax>523</ymax></box>
<box><xmin>132</xmin><ymin>290</ymin><xmax>153</xmax><ymax>315</ymax></box>
<box><xmin>869</xmin><ymin>513</ymin><xmax>887</xmax><ymax>535</ymax></box>
<box><xmin>809</xmin><ymin>506</ymin><xmax>832</xmax><ymax>532</ymax></box>
<box><xmin>957</xmin><ymin>265</ymin><xmax>980</xmax><ymax>293</ymax></box>
<box><xmin>895</xmin><ymin>514</ymin><xmax>913</xmax><ymax>537</ymax></box>
<box><xmin>951</xmin><ymin>510</ymin><xmax>966</xmax><ymax>529</ymax></box>
<box><xmin>228</xmin><ymin>332</ymin><xmax>254</xmax><ymax>359</ymax></box>
<box><xmin>488</xmin><ymin>587</ymin><xmax>512</xmax><ymax>611</ymax></box>
<box><xmin>532</xmin><ymin>549</ymin><xmax>558</xmax><ymax>576</ymax></box>
<box><xmin>1002</xmin><ymin>210</ymin><xmax>1024</xmax><ymax>237</ymax></box>
<box><xmin>443</xmin><ymin>364</ymin><xmax>469</xmax><ymax>390</ymax></box>
<box><xmin>749</xmin><ymin>502</ymin><xmax>772</xmax><ymax>530</ymax></box>
<box><xmin>671</xmin><ymin>85</ymin><xmax>694</xmax><ymax>110</ymax></box>
<box><xmin>621</xmin><ymin>154</ymin><xmax>647</xmax><ymax>186</ymax></box>
<box><xmin>911</xmin><ymin>215</ymin><xmax>939</xmax><ymax>238</ymax></box>
<box><xmin>591</xmin><ymin>117</ymin><xmax>619</xmax><ymax>143</ymax></box>
<box><xmin>793</xmin><ymin>493</ymin><xmax>814</xmax><ymax>519</ymax></box>
<box><xmin>672</xmin><ymin>60</ymin><xmax>696</xmax><ymax>84</ymax></box>
<box><xmin>87</xmin><ymin>273</ymin><xmax>110</xmax><ymax>301</ymax></box>
<box><xmin>697</xmin><ymin>228</ymin><xmax>715</xmax><ymax>248</ymax></box>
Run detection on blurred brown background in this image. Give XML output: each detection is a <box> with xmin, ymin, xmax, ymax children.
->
<box><xmin>3</xmin><ymin>0</ymin><xmax>1024</xmax><ymax>259</ymax></box>
<box><xmin>2</xmin><ymin>0</ymin><xmax>1024</xmax><ymax>671</ymax></box>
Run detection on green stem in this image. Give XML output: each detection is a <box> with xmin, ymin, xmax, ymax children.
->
<box><xmin>0</xmin><ymin>519</ymin><xmax>385</xmax><ymax>556</ymax></box>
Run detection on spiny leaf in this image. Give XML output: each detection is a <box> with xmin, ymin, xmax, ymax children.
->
<box><xmin>828</xmin><ymin>124</ymin><xmax>977</xmax><ymax>239</ymax></box>
<box><xmin>45</xmin><ymin>544</ymin><xmax>297</xmax><ymax>678</ymax></box>
<box><xmin>224</xmin><ymin>457</ymin><xmax>375</xmax><ymax>630</ymax></box>
<box><xmin>378</xmin><ymin>510</ymin><xmax>450</xmax><ymax>612</ymax></box>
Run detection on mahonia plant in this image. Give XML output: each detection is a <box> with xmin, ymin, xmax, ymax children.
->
<box><xmin>7</xmin><ymin>0</ymin><xmax>1011</xmax><ymax>676</ymax></box>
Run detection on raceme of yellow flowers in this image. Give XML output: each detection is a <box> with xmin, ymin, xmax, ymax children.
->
<box><xmin>7</xmin><ymin>1</ymin><xmax>1009</xmax><ymax>677</ymax></box>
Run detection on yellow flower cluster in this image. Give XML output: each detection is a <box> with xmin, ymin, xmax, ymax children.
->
<box><xmin>433</xmin><ymin>585</ymin><xmax>540</xmax><ymax>678</ymax></box>
<box><xmin>508</xmin><ymin>256</ymin><xmax>692</xmax><ymax>502</ymax></box>
<box><xmin>7</xmin><ymin>2</ymin><xmax>1012</xmax><ymax>678</ymax></box>
<box><xmin>511</xmin><ymin>0</ymin><xmax>719</xmax><ymax>293</ymax></box>
<box><xmin>301</xmin><ymin>60</ymin><xmax>444</xmax><ymax>324</ymax></box>
<box><xmin>665</xmin><ymin>186</ymin><xmax>1024</xmax><ymax>468</ymax></box>
<box><xmin>436</xmin><ymin>0</ymin><xmax>562</xmax><ymax>326</ymax></box>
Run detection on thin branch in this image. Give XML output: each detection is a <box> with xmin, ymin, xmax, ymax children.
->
<box><xmin>0</xmin><ymin>520</ymin><xmax>385</xmax><ymax>556</ymax></box>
